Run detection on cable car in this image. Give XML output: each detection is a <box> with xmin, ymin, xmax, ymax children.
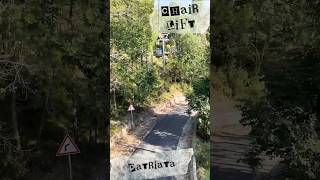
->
<box><xmin>154</xmin><ymin>35</ymin><xmax>164</xmax><ymax>58</ymax></box>
<box><xmin>155</xmin><ymin>47</ymin><xmax>163</xmax><ymax>57</ymax></box>
<box><xmin>154</xmin><ymin>33</ymin><xmax>172</xmax><ymax>58</ymax></box>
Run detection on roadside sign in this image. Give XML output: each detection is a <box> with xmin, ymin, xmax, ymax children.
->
<box><xmin>56</xmin><ymin>134</ymin><xmax>80</xmax><ymax>156</ymax></box>
<box><xmin>56</xmin><ymin>134</ymin><xmax>80</xmax><ymax>180</ymax></box>
<box><xmin>128</xmin><ymin>104</ymin><xmax>135</xmax><ymax>129</ymax></box>
<box><xmin>128</xmin><ymin>104</ymin><xmax>135</xmax><ymax>111</ymax></box>
<box><xmin>150</xmin><ymin>0</ymin><xmax>210</xmax><ymax>34</ymax></box>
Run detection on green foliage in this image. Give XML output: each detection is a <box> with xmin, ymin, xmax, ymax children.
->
<box><xmin>113</xmin><ymin>63</ymin><xmax>161</xmax><ymax>109</ymax></box>
<box><xmin>187</xmin><ymin>78</ymin><xmax>210</xmax><ymax>140</ymax></box>
<box><xmin>133</xmin><ymin>65</ymin><xmax>161</xmax><ymax>104</ymax></box>
<box><xmin>239</xmin><ymin>57</ymin><xmax>320</xmax><ymax>179</ymax></box>
<box><xmin>172</xmin><ymin>33</ymin><xmax>209</xmax><ymax>83</ymax></box>
<box><xmin>0</xmin><ymin>122</ymin><xmax>26</xmax><ymax>180</ymax></box>
<box><xmin>110</xmin><ymin>0</ymin><xmax>162</xmax><ymax>115</ymax></box>
<box><xmin>212</xmin><ymin>66</ymin><xmax>266</xmax><ymax>101</ymax></box>
<box><xmin>110</xmin><ymin>0</ymin><xmax>209</xmax><ymax>120</ymax></box>
<box><xmin>212</xmin><ymin>0</ymin><xmax>320</xmax><ymax>179</ymax></box>
<box><xmin>111</xmin><ymin>0</ymin><xmax>154</xmax><ymax>58</ymax></box>
<box><xmin>193</xmin><ymin>137</ymin><xmax>210</xmax><ymax>179</ymax></box>
<box><xmin>0</xmin><ymin>1</ymin><xmax>107</xmax><ymax>179</ymax></box>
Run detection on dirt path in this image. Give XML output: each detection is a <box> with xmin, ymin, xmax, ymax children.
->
<box><xmin>211</xmin><ymin>98</ymin><xmax>278</xmax><ymax>180</ymax></box>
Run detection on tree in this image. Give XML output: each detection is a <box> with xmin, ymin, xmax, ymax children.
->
<box><xmin>211</xmin><ymin>0</ymin><xmax>320</xmax><ymax>179</ymax></box>
<box><xmin>0</xmin><ymin>1</ymin><xmax>108</xmax><ymax>178</ymax></box>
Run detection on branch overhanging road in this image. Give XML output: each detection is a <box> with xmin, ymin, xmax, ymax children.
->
<box><xmin>211</xmin><ymin>98</ymin><xmax>279</xmax><ymax>180</ymax></box>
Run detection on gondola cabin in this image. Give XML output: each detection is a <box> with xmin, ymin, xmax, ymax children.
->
<box><xmin>154</xmin><ymin>37</ymin><xmax>164</xmax><ymax>58</ymax></box>
<box><xmin>155</xmin><ymin>47</ymin><xmax>163</xmax><ymax>57</ymax></box>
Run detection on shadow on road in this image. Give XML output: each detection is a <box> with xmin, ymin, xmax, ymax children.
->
<box><xmin>129</xmin><ymin>104</ymin><xmax>192</xmax><ymax>180</ymax></box>
<box><xmin>140</xmin><ymin>113</ymin><xmax>189</xmax><ymax>151</ymax></box>
<box><xmin>211</xmin><ymin>132</ymin><xmax>267</xmax><ymax>180</ymax></box>
<box><xmin>211</xmin><ymin>165</ymin><xmax>260</xmax><ymax>180</ymax></box>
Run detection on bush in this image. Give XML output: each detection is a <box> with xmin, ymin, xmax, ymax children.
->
<box><xmin>239</xmin><ymin>99</ymin><xmax>320</xmax><ymax>179</ymax></box>
<box><xmin>0</xmin><ymin>122</ymin><xmax>27</xmax><ymax>180</ymax></box>
<box><xmin>111</xmin><ymin>62</ymin><xmax>161</xmax><ymax>111</ymax></box>
<box><xmin>186</xmin><ymin>78</ymin><xmax>210</xmax><ymax>140</ymax></box>
<box><xmin>193</xmin><ymin>137</ymin><xmax>210</xmax><ymax>180</ymax></box>
<box><xmin>211</xmin><ymin>66</ymin><xmax>265</xmax><ymax>101</ymax></box>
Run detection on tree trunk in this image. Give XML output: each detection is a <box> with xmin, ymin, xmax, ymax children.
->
<box><xmin>316</xmin><ymin>93</ymin><xmax>320</xmax><ymax>134</ymax></box>
<box><xmin>36</xmin><ymin>91</ymin><xmax>49</xmax><ymax>150</ymax></box>
<box><xmin>11</xmin><ymin>91</ymin><xmax>21</xmax><ymax>151</ymax></box>
<box><xmin>210</xmin><ymin>66</ymin><xmax>215</xmax><ymax>132</ymax></box>
<box><xmin>94</xmin><ymin>118</ymin><xmax>98</xmax><ymax>144</ymax></box>
<box><xmin>140</xmin><ymin>51</ymin><xmax>143</xmax><ymax>66</ymax></box>
<box><xmin>113</xmin><ymin>92</ymin><xmax>117</xmax><ymax>111</ymax></box>
<box><xmin>70</xmin><ymin>88</ymin><xmax>79</xmax><ymax>142</ymax></box>
<box><xmin>104</xmin><ymin>115</ymin><xmax>108</xmax><ymax>158</ymax></box>
<box><xmin>89</xmin><ymin>127</ymin><xmax>93</xmax><ymax>145</ymax></box>
<box><xmin>72</xmin><ymin>106</ymin><xmax>78</xmax><ymax>143</ymax></box>
<box><xmin>36</xmin><ymin>66</ymin><xmax>55</xmax><ymax>149</ymax></box>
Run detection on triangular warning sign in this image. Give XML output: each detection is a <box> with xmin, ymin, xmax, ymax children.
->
<box><xmin>127</xmin><ymin>104</ymin><xmax>135</xmax><ymax>111</ymax></box>
<box><xmin>56</xmin><ymin>134</ymin><xmax>80</xmax><ymax>156</ymax></box>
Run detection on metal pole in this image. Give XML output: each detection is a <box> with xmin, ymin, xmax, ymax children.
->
<box><xmin>68</xmin><ymin>154</ymin><xmax>73</xmax><ymax>180</ymax></box>
<box><xmin>162</xmin><ymin>37</ymin><xmax>165</xmax><ymax>67</ymax></box>
<box><xmin>130</xmin><ymin>110</ymin><xmax>134</xmax><ymax>128</ymax></box>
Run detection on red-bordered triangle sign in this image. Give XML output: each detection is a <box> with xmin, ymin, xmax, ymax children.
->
<box><xmin>56</xmin><ymin>134</ymin><xmax>80</xmax><ymax>156</ymax></box>
<box><xmin>128</xmin><ymin>104</ymin><xmax>135</xmax><ymax>111</ymax></box>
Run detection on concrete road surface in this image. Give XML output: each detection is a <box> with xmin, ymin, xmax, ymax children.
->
<box><xmin>211</xmin><ymin>99</ymin><xmax>278</xmax><ymax>180</ymax></box>
<box><xmin>130</xmin><ymin>97</ymin><xmax>192</xmax><ymax>180</ymax></box>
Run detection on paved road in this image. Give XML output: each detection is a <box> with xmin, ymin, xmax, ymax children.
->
<box><xmin>136</xmin><ymin>106</ymin><xmax>189</xmax><ymax>152</ymax></box>
<box><xmin>130</xmin><ymin>99</ymin><xmax>190</xmax><ymax>180</ymax></box>
<box><xmin>211</xmin><ymin>99</ymin><xmax>277</xmax><ymax>180</ymax></box>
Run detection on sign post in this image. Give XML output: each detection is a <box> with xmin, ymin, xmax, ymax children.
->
<box><xmin>162</xmin><ymin>36</ymin><xmax>166</xmax><ymax>66</ymax></box>
<box><xmin>68</xmin><ymin>154</ymin><xmax>73</xmax><ymax>180</ymax></box>
<box><xmin>128</xmin><ymin>104</ymin><xmax>135</xmax><ymax>129</ymax></box>
<box><xmin>56</xmin><ymin>134</ymin><xmax>80</xmax><ymax>180</ymax></box>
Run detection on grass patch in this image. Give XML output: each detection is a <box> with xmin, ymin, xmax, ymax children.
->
<box><xmin>193</xmin><ymin>136</ymin><xmax>210</xmax><ymax>180</ymax></box>
<box><xmin>159</xmin><ymin>83</ymin><xmax>191</xmax><ymax>101</ymax></box>
<box><xmin>110</xmin><ymin>119</ymin><xmax>124</xmax><ymax>137</ymax></box>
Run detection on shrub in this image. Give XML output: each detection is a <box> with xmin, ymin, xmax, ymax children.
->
<box><xmin>186</xmin><ymin>78</ymin><xmax>210</xmax><ymax>140</ymax></box>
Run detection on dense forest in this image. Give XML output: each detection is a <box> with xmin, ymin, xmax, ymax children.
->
<box><xmin>211</xmin><ymin>1</ymin><xmax>320</xmax><ymax>179</ymax></box>
<box><xmin>0</xmin><ymin>1</ymin><xmax>108</xmax><ymax>179</ymax></box>
<box><xmin>110</xmin><ymin>1</ymin><xmax>209</xmax><ymax>112</ymax></box>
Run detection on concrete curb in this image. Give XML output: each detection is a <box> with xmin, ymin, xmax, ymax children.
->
<box><xmin>176</xmin><ymin>111</ymin><xmax>199</xmax><ymax>180</ymax></box>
